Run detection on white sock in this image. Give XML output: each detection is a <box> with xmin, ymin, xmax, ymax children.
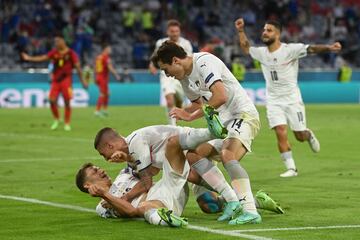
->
<box><xmin>201</xmin><ymin>166</ymin><xmax>239</xmax><ymax>203</ymax></box>
<box><xmin>281</xmin><ymin>151</ymin><xmax>296</xmax><ymax>170</ymax></box>
<box><xmin>144</xmin><ymin>208</ymin><xmax>168</xmax><ymax>226</ymax></box>
<box><xmin>192</xmin><ymin>159</ymin><xmax>238</xmax><ymax>202</ymax></box>
<box><xmin>179</xmin><ymin>128</ymin><xmax>213</xmax><ymax>150</ymax></box>
<box><xmin>231</xmin><ymin>178</ymin><xmax>257</xmax><ymax>214</ymax></box>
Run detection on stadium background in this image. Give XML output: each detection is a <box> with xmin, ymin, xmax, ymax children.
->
<box><xmin>1</xmin><ymin>0</ymin><xmax>360</xmax><ymax>107</ymax></box>
<box><xmin>0</xmin><ymin>1</ymin><xmax>359</xmax><ymax>240</ymax></box>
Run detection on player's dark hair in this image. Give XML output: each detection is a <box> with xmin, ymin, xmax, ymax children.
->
<box><xmin>167</xmin><ymin>19</ymin><xmax>181</xmax><ymax>28</ymax></box>
<box><xmin>151</xmin><ymin>41</ymin><xmax>187</xmax><ymax>68</ymax></box>
<box><xmin>75</xmin><ymin>163</ymin><xmax>93</xmax><ymax>193</ymax></box>
<box><xmin>94</xmin><ymin>127</ymin><xmax>119</xmax><ymax>149</ymax></box>
<box><xmin>101</xmin><ymin>42</ymin><xmax>110</xmax><ymax>50</ymax></box>
<box><xmin>54</xmin><ymin>31</ymin><xmax>65</xmax><ymax>39</ymax></box>
<box><xmin>265</xmin><ymin>20</ymin><xmax>282</xmax><ymax>32</ymax></box>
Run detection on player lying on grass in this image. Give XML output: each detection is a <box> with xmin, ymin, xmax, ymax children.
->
<box><xmin>93</xmin><ymin>126</ymin><xmax>284</xmax><ymax>223</ymax></box>
<box><xmin>76</xmin><ymin>163</ymin><xmax>188</xmax><ymax>227</ymax></box>
<box><xmin>76</xmin><ymin>162</ymin><xmax>283</xmax><ymax>227</ymax></box>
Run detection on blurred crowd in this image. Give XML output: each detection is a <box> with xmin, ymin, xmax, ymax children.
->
<box><xmin>1</xmin><ymin>0</ymin><xmax>359</xmax><ymax>70</ymax></box>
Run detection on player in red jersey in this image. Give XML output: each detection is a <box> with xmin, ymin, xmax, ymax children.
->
<box><xmin>22</xmin><ymin>34</ymin><xmax>88</xmax><ymax>131</ymax></box>
<box><xmin>94</xmin><ymin>43</ymin><xmax>120</xmax><ymax>117</ymax></box>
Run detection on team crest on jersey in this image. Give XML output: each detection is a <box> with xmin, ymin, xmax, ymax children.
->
<box><xmin>273</xmin><ymin>58</ymin><xmax>277</xmax><ymax>62</ymax></box>
<box><xmin>195</xmin><ymin>81</ymin><xmax>200</xmax><ymax>87</ymax></box>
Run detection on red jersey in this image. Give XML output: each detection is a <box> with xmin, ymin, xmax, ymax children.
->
<box><xmin>47</xmin><ymin>48</ymin><xmax>79</xmax><ymax>83</ymax></box>
<box><xmin>95</xmin><ymin>53</ymin><xmax>110</xmax><ymax>81</ymax></box>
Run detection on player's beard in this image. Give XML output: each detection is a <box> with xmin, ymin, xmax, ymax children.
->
<box><xmin>262</xmin><ymin>37</ymin><xmax>275</xmax><ymax>46</ymax></box>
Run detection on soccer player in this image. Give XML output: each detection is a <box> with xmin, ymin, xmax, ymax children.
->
<box><xmin>93</xmin><ymin>126</ymin><xmax>251</xmax><ymax>221</ymax></box>
<box><xmin>235</xmin><ymin>18</ymin><xmax>341</xmax><ymax>177</ymax></box>
<box><xmin>94</xmin><ymin>43</ymin><xmax>121</xmax><ymax>117</ymax></box>
<box><xmin>76</xmin><ymin>164</ymin><xmax>188</xmax><ymax>227</ymax></box>
<box><xmin>21</xmin><ymin>34</ymin><xmax>88</xmax><ymax>131</ymax></box>
<box><xmin>151</xmin><ymin>42</ymin><xmax>263</xmax><ymax>224</ymax></box>
<box><xmin>149</xmin><ymin>19</ymin><xmax>193</xmax><ymax>125</ymax></box>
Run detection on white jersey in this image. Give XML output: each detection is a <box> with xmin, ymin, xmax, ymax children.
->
<box><xmin>125</xmin><ymin>125</ymin><xmax>185</xmax><ymax>173</ymax></box>
<box><xmin>154</xmin><ymin>37</ymin><xmax>193</xmax><ymax>55</ymax></box>
<box><xmin>249</xmin><ymin>43</ymin><xmax>308</xmax><ymax>105</ymax></box>
<box><xmin>96</xmin><ymin>168</ymin><xmax>144</xmax><ymax>218</ymax></box>
<box><xmin>182</xmin><ymin>52</ymin><xmax>259</xmax><ymax>124</ymax></box>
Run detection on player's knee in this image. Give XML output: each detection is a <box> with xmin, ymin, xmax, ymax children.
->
<box><xmin>64</xmin><ymin>101</ymin><xmax>71</xmax><ymax>107</ymax></box>
<box><xmin>221</xmin><ymin>149</ymin><xmax>236</xmax><ymax>163</ymax></box>
<box><xmin>166</xmin><ymin>136</ymin><xmax>181</xmax><ymax>152</ymax></box>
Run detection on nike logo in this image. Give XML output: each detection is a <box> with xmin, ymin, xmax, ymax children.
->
<box><xmin>239</xmin><ymin>196</ymin><xmax>247</xmax><ymax>202</ymax></box>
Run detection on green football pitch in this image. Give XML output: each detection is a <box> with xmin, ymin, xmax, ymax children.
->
<box><xmin>0</xmin><ymin>105</ymin><xmax>359</xmax><ymax>240</ymax></box>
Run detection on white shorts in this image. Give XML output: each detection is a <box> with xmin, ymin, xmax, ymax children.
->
<box><xmin>208</xmin><ymin>112</ymin><xmax>260</xmax><ymax>152</ymax></box>
<box><xmin>146</xmin><ymin>155</ymin><xmax>190</xmax><ymax>216</ymax></box>
<box><xmin>266</xmin><ymin>103</ymin><xmax>307</xmax><ymax>131</ymax></box>
<box><xmin>160</xmin><ymin>72</ymin><xmax>185</xmax><ymax>103</ymax></box>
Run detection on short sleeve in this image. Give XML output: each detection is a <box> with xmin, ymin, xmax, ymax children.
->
<box><xmin>128</xmin><ymin>134</ymin><xmax>151</xmax><ymax>172</ymax></box>
<box><xmin>288</xmin><ymin>43</ymin><xmax>308</xmax><ymax>59</ymax></box>
<box><xmin>47</xmin><ymin>49</ymin><xmax>57</xmax><ymax>59</ymax></box>
<box><xmin>249</xmin><ymin>47</ymin><xmax>263</xmax><ymax>61</ymax></box>
<box><xmin>195</xmin><ymin>54</ymin><xmax>222</xmax><ymax>89</ymax></box>
<box><xmin>96</xmin><ymin>202</ymin><xmax>118</xmax><ymax>218</ymax></box>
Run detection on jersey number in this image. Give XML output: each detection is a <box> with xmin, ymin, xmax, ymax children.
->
<box><xmin>231</xmin><ymin>119</ymin><xmax>243</xmax><ymax>129</ymax></box>
<box><xmin>270</xmin><ymin>71</ymin><xmax>278</xmax><ymax>81</ymax></box>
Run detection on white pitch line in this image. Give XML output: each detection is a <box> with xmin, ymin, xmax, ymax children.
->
<box><xmin>187</xmin><ymin>225</ymin><xmax>274</xmax><ymax>240</ymax></box>
<box><xmin>0</xmin><ymin>156</ymin><xmax>100</xmax><ymax>163</ymax></box>
<box><xmin>0</xmin><ymin>132</ymin><xmax>91</xmax><ymax>143</ymax></box>
<box><xmin>231</xmin><ymin>225</ymin><xmax>360</xmax><ymax>233</ymax></box>
<box><xmin>0</xmin><ymin>194</ymin><xmax>95</xmax><ymax>213</ymax></box>
<box><xmin>0</xmin><ymin>194</ymin><xmax>274</xmax><ymax>240</ymax></box>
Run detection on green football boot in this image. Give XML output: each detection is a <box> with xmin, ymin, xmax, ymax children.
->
<box><xmin>64</xmin><ymin>124</ymin><xmax>72</xmax><ymax>132</ymax></box>
<box><xmin>217</xmin><ymin>201</ymin><xmax>242</xmax><ymax>221</ymax></box>
<box><xmin>157</xmin><ymin>208</ymin><xmax>188</xmax><ymax>227</ymax></box>
<box><xmin>202</xmin><ymin>105</ymin><xmax>228</xmax><ymax>139</ymax></box>
<box><xmin>50</xmin><ymin>120</ymin><xmax>59</xmax><ymax>130</ymax></box>
<box><xmin>229</xmin><ymin>211</ymin><xmax>262</xmax><ymax>225</ymax></box>
<box><xmin>255</xmin><ymin>190</ymin><xmax>284</xmax><ymax>214</ymax></box>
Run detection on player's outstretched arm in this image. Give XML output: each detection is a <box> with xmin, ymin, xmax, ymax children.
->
<box><xmin>235</xmin><ymin>18</ymin><xmax>251</xmax><ymax>55</ymax></box>
<box><xmin>21</xmin><ymin>52</ymin><xmax>49</xmax><ymax>62</ymax></box>
<box><xmin>307</xmin><ymin>42</ymin><xmax>342</xmax><ymax>54</ymax></box>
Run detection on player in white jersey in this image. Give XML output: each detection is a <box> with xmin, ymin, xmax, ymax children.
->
<box><xmin>149</xmin><ymin>19</ymin><xmax>193</xmax><ymax>125</ymax></box>
<box><xmin>93</xmin><ymin>125</ymin><xmax>245</xmax><ymax>219</ymax></box>
<box><xmin>235</xmin><ymin>18</ymin><xmax>341</xmax><ymax>177</ymax></box>
<box><xmin>151</xmin><ymin>41</ymin><xmax>263</xmax><ymax>225</ymax></box>
<box><xmin>75</xmin><ymin>163</ymin><xmax>188</xmax><ymax>227</ymax></box>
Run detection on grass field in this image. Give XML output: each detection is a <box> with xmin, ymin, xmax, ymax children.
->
<box><xmin>0</xmin><ymin>105</ymin><xmax>359</xmax><ymax>240</ymax></box>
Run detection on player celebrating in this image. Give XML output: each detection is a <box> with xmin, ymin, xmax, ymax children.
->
<box><xmin>94</xmin><ymin>43</ymin><xmax>121</xmax><ymax>117</ymax></box>
<box><xmin>22</xmin><ymin>34</ymin><xmax>88</xmax><ymax>131</ymax></box>
<box><xmin>235</xmin><ymin>18</ymin><xmax>341</xmax><ymax>177</ymax></box>
<box><xmin>76</xmin><ymin>164</ymin><xmax>188</xmax><ymax>227</ymax></box>
<box><xmin>149</xmin><ymin>19</ymin><xmax>193</xmax><ymax>125</ymax></box>
<box><xmin>151</xmin><ymin>42</ymin><xmax>263</xmax><ymax>224</ymax></box>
